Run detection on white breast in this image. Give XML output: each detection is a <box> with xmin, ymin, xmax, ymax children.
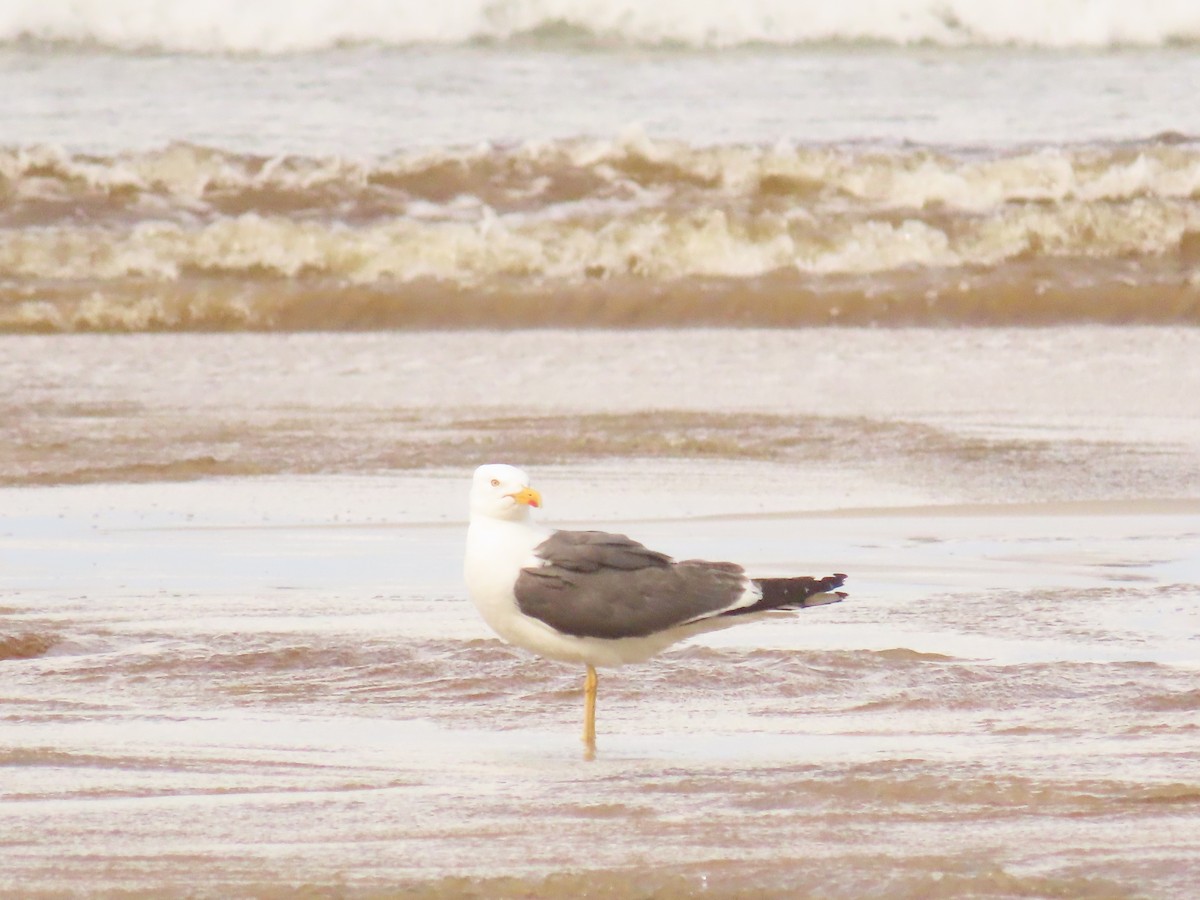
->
<box><xmin>464</xmin><ymin>517</ymin><xmax>549</xmax><ymax>639</ymax></box>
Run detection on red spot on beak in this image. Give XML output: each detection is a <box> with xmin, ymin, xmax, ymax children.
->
<box><xmin>509</xmin><ymin>487</ymin><xmax>542</xmax><ymax>508</ymax></box>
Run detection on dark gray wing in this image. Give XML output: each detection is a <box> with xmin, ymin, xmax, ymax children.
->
<box><xmin>513</xmin><ymin>529</ymin><xmax>747</xmax><ymax>640</ymax></box>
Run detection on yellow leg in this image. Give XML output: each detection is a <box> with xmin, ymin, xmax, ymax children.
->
<box><xmin>582</xmin><ymin>664</ymin><xmax>598</xmax><ymax>754</ymax></box>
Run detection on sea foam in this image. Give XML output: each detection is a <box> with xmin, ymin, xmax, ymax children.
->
<box><xmin>3</xmin><ymin>0</ymin><xmax>1199</xmax><ymax>53</ymax></box>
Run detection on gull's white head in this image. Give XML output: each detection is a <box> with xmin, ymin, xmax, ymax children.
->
<box><xmin>470</xmin><ymin>463</ymin><xmax>542</xmax><ymax>522</ymax></box>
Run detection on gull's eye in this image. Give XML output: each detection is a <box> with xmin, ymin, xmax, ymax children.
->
<box><xmin>490</xmin><ymin>478</ymin><xmax>500</xmax><ymax>487</ymax></box>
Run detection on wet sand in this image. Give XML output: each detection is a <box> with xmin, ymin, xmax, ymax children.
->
<box><xmin>3</xmin><ymin>327</ymin><xmax>1199</xmax><ymax>896</ymax></box>
<box><xmin>3</xmin><ymin>472</ymin><xmax>1199</xmax><ymax>897</ymax></box>
<box><xmin>7</xmin><ymin>15</ymin><xmax>1200</xmax><ymax>894</ymax></box>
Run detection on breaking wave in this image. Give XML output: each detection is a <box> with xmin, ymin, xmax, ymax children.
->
<box><xmin>2</xmin><ymin>135</ymin><xmax>1199</xmax><ymax>330</ymax></box>
<box><xmin>1</xmin><ymin>631</ymin><xmax>60</xmax><ymax>660</ymax></box>
<box><xmin>3</xmin><ymin>1</ymin><xmax>1200</xmax><ymax>53</ymax></box>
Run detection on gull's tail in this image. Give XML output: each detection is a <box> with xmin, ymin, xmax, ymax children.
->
<box><xmin>723</xmin><ymin>573</ymin><xmax>848</xmax><ymax>618</ymax></box>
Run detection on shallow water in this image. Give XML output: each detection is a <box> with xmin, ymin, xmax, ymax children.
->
<box><xmin>3</xmin><ymin>328</ymin><xmax>1200</xmax><ymax>895</ymax></box>
<box><xmin>3</xmin><ymin>473</ymin><xmax>1199</xmax><ymax>896</ymax></box>
<box><xmin>5</xmin><ymin>327</ymin><xmax>1200</xmax><ymax>496</ymax></box>
<box><xmin>6</xmin><ymin>8</ymin><xmax>1200</xmax><ymax>893</ymax></box>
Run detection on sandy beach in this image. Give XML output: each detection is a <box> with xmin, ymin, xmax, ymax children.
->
<box><xmin>5</xmin><ymin>6</ymin><xmax>1200</xmax><ymax>893</ymax></box>
<box><xmin>4</xmin><ymin>328</ymin><xmax>1200</xmax><ymax>897</ymax></box>
<box><xmin>4</xmin><ymin>452</ymin><xmax>1200</xmax><ymax>896</ymax></box>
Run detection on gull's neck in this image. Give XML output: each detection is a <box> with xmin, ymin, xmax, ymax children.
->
<box><xmin>468</xmin><ymin>508</ymin><xmax>544</xmax><ymax>538</ymax></box>
<box><xmin>464</xmin><ymin>510</ymin><xmax>551</xmax><ymax>603</ymax></box>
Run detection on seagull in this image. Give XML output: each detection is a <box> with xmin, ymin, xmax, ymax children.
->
<box><xmin>463</xmin><ymin>463</ymin><xmax>847</xmax><ymax>754</ymax></box>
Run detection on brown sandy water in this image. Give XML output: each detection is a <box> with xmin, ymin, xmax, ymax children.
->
<box><xmin>3</xmin><ymin>140</ymin><xmax>1199</xmax><ymax>331</ymax></box>
<box><xmin>4</xmin><ymin>328</ymin><xmax>1200</xmax><ymax>495</ymax></box>
<box><xmin>2</xmin><ymin>328</ymin><xmax>1199</xmax><ymax>897</ymax></box>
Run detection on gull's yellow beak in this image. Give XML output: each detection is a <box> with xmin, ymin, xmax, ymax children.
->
<box><xmin>507</xmin><ymin>486</ymin><xmax>542</xmax><ymax>508</ymax></box>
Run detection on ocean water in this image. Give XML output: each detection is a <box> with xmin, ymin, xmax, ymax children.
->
<box><xmin>3</xmin><ymin>5</ymin><xmax>1200</xmax><ymax>897</ymax></box>
<box><xmin>3</xmin><ymin>0</ymin><xmax>1200</xmax><ymax>329</ymax></box>
<box><xmin>4</xmin><ymin>327</ymin><xmax>1200</xmax><ymax>896</ymax></box>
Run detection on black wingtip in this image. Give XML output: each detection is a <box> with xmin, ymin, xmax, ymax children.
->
<box><xmin>820</xmin><ymin>573</ymin><xmax>848</xmax><ymax>594</ymax></box>
<box><xmin>736</xmin><ymin>573</ymin><xmax>850</xmax><ymax>615</ymax></box>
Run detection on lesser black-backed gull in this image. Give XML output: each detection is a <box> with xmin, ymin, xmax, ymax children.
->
<box><xmin>464</xmin><ymin>463</ymin><xmax>847</xmax><ymax>753</ymax></box>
